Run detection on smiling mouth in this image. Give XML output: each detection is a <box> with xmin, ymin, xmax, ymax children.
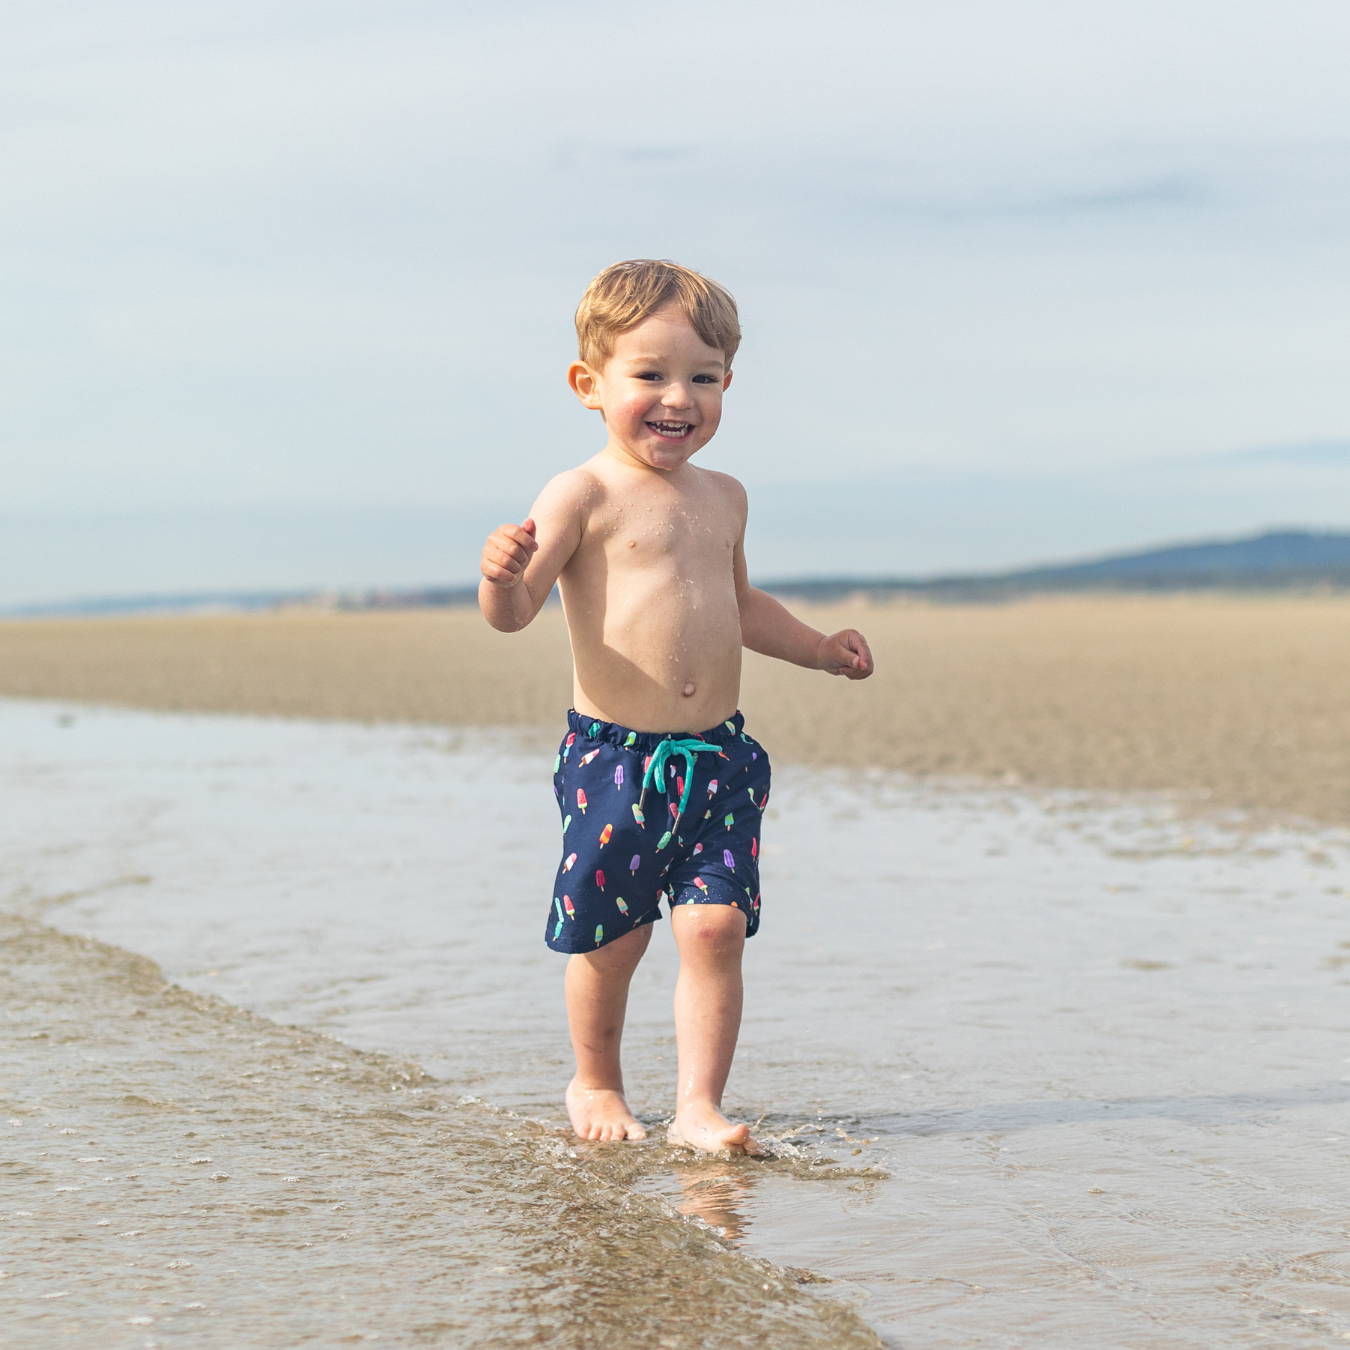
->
<box><xmin>646</xmin><ymin>420</ymin><xmax>694</xmax><ymax>440</ymax></box>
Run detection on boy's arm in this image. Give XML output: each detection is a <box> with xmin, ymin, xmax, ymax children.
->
<box><xmin>478</xmin><ymin>472</ymin><xmax>589</xmax><ymax>632</ymax></box>
<box><xmin>729</xmin><ymin>485</ymin><xmax>874</xmax><ymax>679</ymax></box>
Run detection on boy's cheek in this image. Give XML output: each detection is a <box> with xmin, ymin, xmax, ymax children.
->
<box><xmin>615</xmin><ymin>397</ymin><xmax>654</xmax><ymax>425</ymax></box>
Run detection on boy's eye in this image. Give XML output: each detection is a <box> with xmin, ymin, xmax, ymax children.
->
<box><xmin>636</xmin><ymin>371</ymin><xmax>663</xmax><ymax>381</ymax></box>
<box><xmin>692</xmin><ymin>374</ymin><xmax>718</xmax><ymax>383</ymax></box>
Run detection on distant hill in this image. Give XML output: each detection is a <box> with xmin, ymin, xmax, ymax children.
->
<box><xmin>760</xmin><ymin>529</ymin><xmax>1350</xmax><ymax>603</ymax></box>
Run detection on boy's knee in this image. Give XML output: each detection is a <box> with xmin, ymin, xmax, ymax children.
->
<box><xmin>675</xmin><ymin>904</ymin><xmax>746</xmax><ymax>951</ymax></box>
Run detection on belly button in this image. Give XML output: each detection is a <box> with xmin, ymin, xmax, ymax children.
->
<box><xmin>682</xmin><ymin>682</ymin><xmax>696</xmax><ymax>697</ymax></box>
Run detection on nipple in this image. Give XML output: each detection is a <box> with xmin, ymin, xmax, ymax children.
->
<box><xmin>627</xmin><ymin>539</ymin><xmax>636</xmax><ymax>548</ymax></box>
<box><xmin>682</xmin><ymin>682</ymin><xmax>696</xmax><ymax>697</ymax></box>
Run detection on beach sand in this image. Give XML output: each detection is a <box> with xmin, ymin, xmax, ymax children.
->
<box><xmin>3</xmin><ymin>594</ymin><xmax>1348</xmax><ymax>825</ymax></box>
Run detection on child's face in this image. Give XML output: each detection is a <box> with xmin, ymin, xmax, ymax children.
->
<box><xmin>569</xmin><ymin>306</ymin><xmax>732</xmax><ymax>472</ymax></box>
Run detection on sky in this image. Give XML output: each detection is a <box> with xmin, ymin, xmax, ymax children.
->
<box><xmin>3</xmin><ymin>0</ymin><xmax>1349</xmax><ymax>604</ymax></box>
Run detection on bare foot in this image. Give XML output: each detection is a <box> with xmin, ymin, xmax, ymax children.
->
<box><xmin>667</xmin><ymin>1103</ymin><xmax>760</xmax><ymax>1156</ymax></box>
<box><xmin>566</xmin><ymin>1079</ymin><xmax>647</xmax><ymax>1142</ymax></box>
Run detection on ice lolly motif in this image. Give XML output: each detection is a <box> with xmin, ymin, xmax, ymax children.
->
<box><xmin>563</xmin><ymin>895</ymin><xmax>576</xmax><ymax>920</ymax></box>
<box><xmin>724</xmin><ymin>813</ymin><xmax>734</xmax><ymax>830</ymax></box>
<box><xmin>554</xmin><ymin>897</ymin><xmax>563</xmax><ymax>923</ymax></box>
<box><xmin>554</xmin><ymin>754</ymin><xmax>561</xmax><ymax>773</ymax></box>
<box><xmin>669</xmin><ymin>802</ymin><xmax>679</xmax><ymax>820</ymax></box>
<box><xmin>693</xmin><ymin>877</ymin><xmax>709</xmax><ymax>896</ymax></box>
<box><xmin>723</xmin><ymin>848</ymin><xmax>735</xmax><ymax>870</ymax></box>
<box><xmin>656</xmin><ymin>830</ymin><xmax>672</xmax><ymax>851</ymax></box>
<box><xmin>751</xmin><ymin>836</ymin><xmax>758</xmax><ymax>860</ymax></box>
<box><xmin>624</xmin><ymin>731</ymin><xmax>637</xmax><ymax>748</ymax></box>
<box><xmin>615</xmin><ymin>896</ymin><xmax>628</xmax><ymax>915</ymax></box>
<box><xmin>692</xmin><ymin>842</ymin><xmax>703</xmax><ymax>856</ymax></box>
<box><xmin>594</xmin><ymin>924</ymin><xmax>604</xmax><ymax>945</ymax></box>
<box><xmin>563</xmin><ymin>732</ymin><xmax>576</xmax><ymax>761</ymax></box>
<box><xmin>631</xmin><ymin>803</ymin><xmax>645</xmax><ymax>828</ymax></box>
<box><xmin>724</xmin><ymin>720</ymin><xmax>736</xmax><ymax>732</ymax></box>
<box><xmin>599</xmin><ymin>823</ymin><xmax>613</xmax><ymax>847</ymax></box>
<box><xmin>614</xmin><ymin>764</ymin><xmax>624</xmax><ymax>789</ymax></box>
<box><xmin>554</xmin><ymin>917</ymin><xmax>563</xmax><ymax>940</ymax></box>
<box><xmin>707</xmin><ymin>779</ymin><xmax>718</xmax><ymax>798</ymax></box>
<box><xmin>675</xmin><ymin>776</ymin><xmax>684</xmax><ymax>801</ymax></box>
<box><xmin>562</xmin><ymin>814</ymin><xmax>571</xmax><ymax>834</ymax></box>
<box><xmin>579</xmin><ymin>748</ymin><xmax>600</xmax><ymax>768</ymax></box>
<box><xmin>577</xmin><ymin>788</ymin><xmax>588</xmax><ymax>814</ymax></box>
<box><xmin>629</xmin><ymin>854</ymin><xmax>641</xmax><ymax>875</ymax></box>
<box><xmin>563</xmin><ymin>852</ymin><xmax>577</xmax><ymax>872</ymax></box>
<box><xmin>595</xmin><ymin>869</ymin><xmax>605</xmax><ymax>891</ymax></box>
<box><xmin>588</xmin><ymin>720</ymin><xmax>601</xmax><ymax>738</ymax></box>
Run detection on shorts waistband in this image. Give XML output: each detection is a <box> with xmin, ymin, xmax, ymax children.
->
<box><xmin>566</xmin><ymin>708</ymin><xmax>747</xmax><ymax>753</ymax></box>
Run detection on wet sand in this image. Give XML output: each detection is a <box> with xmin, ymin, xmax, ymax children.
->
<box><xmin>3</xmin><ymin>595</ymin><xmax>1349</xmax><ymax>825</ymax></box>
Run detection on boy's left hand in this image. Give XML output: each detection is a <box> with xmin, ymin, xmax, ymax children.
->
<box><xmin>816</xmin><ymin>629</ymin><xmax>874</xmax><ymax>680</ymax></box>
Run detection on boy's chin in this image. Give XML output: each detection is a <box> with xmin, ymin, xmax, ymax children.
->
<box><xmin>625</xmin><ymin>436</ymin><xmax>704</xmax><ymax>469</ymax></box>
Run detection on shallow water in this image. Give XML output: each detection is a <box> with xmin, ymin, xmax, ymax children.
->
<box><xmin>4</xmin><ymin>699</ymin><xmax>1350</xmax><ymax>1346</ymax></box>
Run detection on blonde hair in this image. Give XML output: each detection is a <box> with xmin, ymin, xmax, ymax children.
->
<box><xmin>575</xmin><ymin>259</ymin><xmax>741</xmax><ymax>371</ymax></box>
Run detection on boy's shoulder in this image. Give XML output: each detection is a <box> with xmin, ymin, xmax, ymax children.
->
<box><xmin>532</xmin><ymin>463</ymin><xmax>608</xmax><ymax>516</ymax></box>
<box><xmin>692</xmin><ymin>465</ymin><xmax>748</xmax><ymax>516</ymax></box>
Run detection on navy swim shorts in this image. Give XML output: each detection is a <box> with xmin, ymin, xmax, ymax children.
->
<box><xmin>546</xmin><ymin>709</ymin><xmax>771</xmax><ymax>953</ymax></box>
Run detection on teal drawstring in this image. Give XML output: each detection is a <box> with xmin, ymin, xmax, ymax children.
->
<box><xmin>640</xmin><ymin>736</ymin><xmax>721</xmax><ymax>826</ymax></box>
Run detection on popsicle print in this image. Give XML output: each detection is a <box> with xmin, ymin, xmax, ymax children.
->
<box><xmin>563</xmin><ymin>895</ymin><xmax>576</xmax><ymax>920</ymax></box>
<box><xmin>724</xmin><ymin>812</ymin><xmax>734</xmax><ymax>830</ymax></box>
<box><xmin>594</xmin><ymin>924</ymin><xmax>604</xmax><ymax>945</ymax></box>
<box><xmin>615</xmin><ymin>897</ymin><xmax>628</xmax><ymax>915</ymax></box>
<box><xmin>751</xmin><ymin>836</ymin><xmax>758</xmax><ymax>860</ymax></box>
<box><xmin>629</xmin><ymin>854</ymin><xmax>641</xmax><ymax>875</ymax></box>
<box><xmin>693</xmin><ymin>877</ymin><xmax>709</xmax><ymax>897</ymax></box>
<box><xmin>596</xmin><ymin>869</ymin><xmax>605</xmax><ymax>891</ymax></box>
<box><xmin>614</xmin><ymin>764</ymin><xmax>624</xmax><ymax>789</ymax></box>
<box><xmin>723</xmin><ymin>848</ymin><xmax>735</xmax><ymax>871</ymax></box>
<box><xmin>599</xmin><ymin>823</ymin><xmax>612</xmax><ymax>847</ymax></box>
<box><xmin>577</xmin><ymin>788</ymin><xmax>588</xmax><ymax>814</ymax></box>
<box><xmin>562</xmin><ymin>814</ymin><xmax>571</xmax><ymax>834</ymax></box>
<box><xmin>579</xmin><ymin>748</ymin><xmax>600</xmax><ymax>768</ymax></box>
<box><xmin>624</xmin><ymin>732</ymin><xmax>637</xmax><ymax>748</ymax></box>
<box><xmin>563</xmin><ymin>852</ymin><xmax>577</xmax><ymax>872</ymax></box>
<box><xmin>631</xmin><ymin>803</ymin><xmax>645</xmax><ymax>828</ymax></box>
<box><xmin>707</xmin><ymin>778</ymin><xmax>718</xmax><ymax>798</ymax></box>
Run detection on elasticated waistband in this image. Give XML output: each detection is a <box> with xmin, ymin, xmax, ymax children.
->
<box><xmin>565</xmin><ymin>708</ymin><xmax>747</xmax><ymax>754</ymax></box>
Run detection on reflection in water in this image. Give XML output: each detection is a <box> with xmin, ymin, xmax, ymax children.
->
<box><xmin>670</xmin><ymin>1160</ymin><xmax>757</xmax><ymax>1242</ymax></box>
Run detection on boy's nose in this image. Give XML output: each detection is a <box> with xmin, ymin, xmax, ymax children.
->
<box><xmin>662</xmin><ymin>383</ymin><xmax>694</xmax><ymax>409</ymax></box>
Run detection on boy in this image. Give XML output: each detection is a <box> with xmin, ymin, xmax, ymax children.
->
<box><xmin>479</xmin><ymin>260</ymin><xmax>873</xmax><ymax>1155</ymax></box>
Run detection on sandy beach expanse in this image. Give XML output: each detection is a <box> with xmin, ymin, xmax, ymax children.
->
<box><xmin>2</xmin><ymin>594</ymin><xmax>1348</xmax><ymax>826</ymax></box>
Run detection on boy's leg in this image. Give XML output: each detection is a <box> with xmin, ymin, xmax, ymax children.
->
<box><xmin>668</xmin><ymin>905</ymin><xmax>760</xmax><ymax>1155</ymax></box>
<box><xmin>564</xmin><ymin>924</ymin><xmax>653</xmax><ymax>1141</ymax></box>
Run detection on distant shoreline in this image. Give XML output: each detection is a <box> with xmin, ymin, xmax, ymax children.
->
<box><xmin>8</xmin><ymin>528</ymin><xmax>1348</xmax><ymax>619</ymax></box>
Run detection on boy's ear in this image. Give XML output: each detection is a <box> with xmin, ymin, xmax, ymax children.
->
<box><xmin>568</xmin><ymin>361</ymin><xmax>604</xmax><ymax>411</ymax></box>
<box><xmin>722</xmin><ymin>368</ymin><xmax>733</xmax><ymax>391</ymax></box>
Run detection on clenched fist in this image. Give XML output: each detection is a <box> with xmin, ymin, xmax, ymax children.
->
<box><xmin>481</xmin><ymin>518</ymin><xmax>539</xmax><ymax>588</ymax></box>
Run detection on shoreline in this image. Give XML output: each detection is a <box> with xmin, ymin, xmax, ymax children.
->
<box><xmin>3</xmin><ymin>593</ymin><xmax>1349</xmax><ymax>826</ymax></box>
